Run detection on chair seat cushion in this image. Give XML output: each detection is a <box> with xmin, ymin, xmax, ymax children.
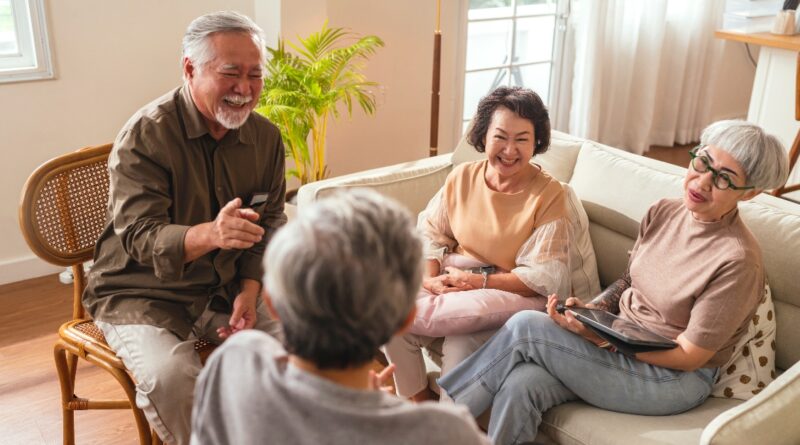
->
<box><xmin>60</xmin><ymin>319</ymin><xmax>218</xmax><ymax>367</ymax></box>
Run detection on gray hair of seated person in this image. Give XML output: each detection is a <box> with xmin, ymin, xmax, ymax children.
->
<box><xmin>263</xmin><ymin>189</ymin><xmax>423</xmax><ymax>369</ymax></box>
<box><xmin>182</xmin><ymin>11</ymin><xmax>266</xmax><ymax>76</ymax></box>
<box><xmin>700</xmin><ymin>120</ymin><xmax>789</xmax><ymax>190</ymax></box>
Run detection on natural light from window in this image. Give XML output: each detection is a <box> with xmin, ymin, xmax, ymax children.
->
<box><xmin>0</xmin><ymin>0</ymin><xmax>18</xmax><ymax>55</ymax></box>
<box><xmin>0</xmin><ymin>0</ymin><xmax>53</xmax><ymax>83</ymax></box>
<box><xmin>462</xmin><ymin>0</ymin><xmax>559</xmax><ymax>132</ymax></box>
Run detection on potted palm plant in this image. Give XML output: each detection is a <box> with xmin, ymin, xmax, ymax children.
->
<box><xmin>257</xmin><ymin>23</ymin><xmax>384</xmax><ymax>188</ymax></box>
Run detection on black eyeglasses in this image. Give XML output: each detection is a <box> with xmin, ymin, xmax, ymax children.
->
<box><xmin>688</xmin><ymin>146</ymin><xmax>754</xmax><ymax>191</ymax></box>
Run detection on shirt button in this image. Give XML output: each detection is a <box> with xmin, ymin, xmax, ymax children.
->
<box><xmin>216</xmin><ymin>187</ymin><xmax>222</xmax><ymax>191</ymax></box>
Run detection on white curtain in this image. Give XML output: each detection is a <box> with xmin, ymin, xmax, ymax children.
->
<box><xmin>563</xmin><ymin>0</ymin><xmax>726</xmax><ymax>155</ymax></box>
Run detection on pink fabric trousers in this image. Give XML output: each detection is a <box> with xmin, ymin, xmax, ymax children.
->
<box><xmin>385</xmin><ymin>254</ymin><xmax>546</xmax><ymax>398</ymax></box>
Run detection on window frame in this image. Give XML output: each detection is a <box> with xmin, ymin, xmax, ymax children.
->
<box><xmin>453</xmin><ymin>0</ymin><xmax>569</xmax><ymax>137</ymax></box>
<box><xmin>0</xmin><ymin>0</ymin><xmax>54</xmax><ymax>84</ymax></box>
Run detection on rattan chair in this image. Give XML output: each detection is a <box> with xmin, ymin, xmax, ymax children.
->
<box><xmin>19</xmin><ymin>143</ymin><xmax>215</xmax><ymax>445</ymax></box>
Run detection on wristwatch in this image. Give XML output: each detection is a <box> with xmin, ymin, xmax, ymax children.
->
<box><xmin>480</xmin><ymin>266</ymin><xmax>494</xmax><ymax>289</ymax></box>
<box><xmin>465</xmin><ymin>265</ymin><xmax>495</xmax><ymax>289</ymax></box>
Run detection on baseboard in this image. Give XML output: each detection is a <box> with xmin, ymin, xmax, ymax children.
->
<box><xmin>0</xmin><ymin>255</ymin><xmax>63</xmax><ymax>285</ymax></box>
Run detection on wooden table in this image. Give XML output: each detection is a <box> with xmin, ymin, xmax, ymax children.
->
<box><xmin>715</xmin><ymin>30</ymin><xmax>800</xmax><ymax>197</ymax></box>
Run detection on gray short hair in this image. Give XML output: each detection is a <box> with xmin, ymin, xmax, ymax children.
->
<box><xmin>182</xmin><ymin>11</ymin><xmax>266</xmax><ymax>75</ymax></box>
<box><xmin>264</xmin><ymin>189</ymin><xmax>423</xmax><ymax>369</ymax></box>
<box><xmin>700</xmin><ymin>120</ymin><xmax>789</xmax><ymax>190</ymax></box>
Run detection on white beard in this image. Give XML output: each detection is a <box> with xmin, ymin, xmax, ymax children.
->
<box><xmin>214</xmin><ymin>94</ymin><xmax>254</xmax><ymax>129</ymax></box>
<box><xmin>215</xmin><ymin>105</ymin><xmax>251</xmax><ymax>130</ymax></box>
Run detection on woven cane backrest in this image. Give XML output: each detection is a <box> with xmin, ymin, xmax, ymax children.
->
<box><xmin>19</xmin><ymin>144</ymin><xmax>112</xmax><ymax>267</ymax></box>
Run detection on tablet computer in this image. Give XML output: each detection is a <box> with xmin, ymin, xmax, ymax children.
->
<box><xmin>567</xmin><ymin>307</ymin><xmax>677</xmax><ymax>351</ymax></box>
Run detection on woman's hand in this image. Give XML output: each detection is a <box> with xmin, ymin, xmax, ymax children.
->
<box><xmin>368</xmin><ymin>364</ymin><xmax>397</xmax><ymax>395</ymax></box>
<box><xmin>442</xmin><ymin>267</ymin><xmax>476</xmax><ymax>291</ymax></box>
<box><xmin>423</xmin><ymin>268</ymin><xmax>477</xmax><ymax>295</ymax></box>
<box><xmin>545</xmin><ymin>295</ymin><xmax>604</xmax><ymax>345</ymax></box>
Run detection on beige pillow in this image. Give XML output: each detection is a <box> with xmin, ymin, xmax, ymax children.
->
<box><xmin>712</xmin><ymin>283</ymin><xmax>777</xmax><ymax>400</ymax></box>
<box><xmin>562</xmin><ymin>183</ymin><xmax>601</xmax><ymax>301</ymax></box>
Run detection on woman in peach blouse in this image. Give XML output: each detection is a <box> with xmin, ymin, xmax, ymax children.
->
<box><xmin>384</xmin><ymin>86</ymin><xmax>572</xmax><ymax>401</ymax></box>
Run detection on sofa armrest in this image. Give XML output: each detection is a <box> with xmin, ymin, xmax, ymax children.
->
<box><xmin>296</xmin><ymin>154</ymin><xmax>453</xmax><ymax>216</ymax></box>
<box><xmin>700</xmin><ymin>360</ymin><xmax>800</xmax><ymax>445</ymax></box>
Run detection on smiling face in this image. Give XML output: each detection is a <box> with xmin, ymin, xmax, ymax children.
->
<box><xmin>184</xmin><ymin>31</ymin><xmax>264</xmax><ymax>139</ymax></box>
<box><xmin>484</xmin><ymin>106</ymin><xmax>536</xmax><ymax>182</ymax></box>
<box><xmin>683</xmin><ymin>145</ymin><xmax>757</xmax><ymax>221</ymax></box>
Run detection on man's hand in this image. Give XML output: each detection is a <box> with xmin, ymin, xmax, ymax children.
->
<box><xmin>211</xmin><ymin>198</ymin><xmax>265</xmax><ymax>250</ymax></box>
<box><xmin>217</xmin><ymin>279</ymin><xmax>260</xmax><ymax>339</ymax></box>
<box><xmin>184</xmin><ymin>198</ymin><xmax>266</xmax><ymax>263</ymax></box>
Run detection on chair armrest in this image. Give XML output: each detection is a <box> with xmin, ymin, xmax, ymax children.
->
<box><xmin>700</xmin><ymin>361</ymin><xmax>800</xmax><ymax>445</ymax></box>
<box><xmin>297</xmin><ymin>154</ymin><xmax>453</xmax><ymax>216</ymax></box>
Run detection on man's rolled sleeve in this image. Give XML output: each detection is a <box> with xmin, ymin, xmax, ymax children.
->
<box><xmin>152</xmin><ymin>224</ymin><xmax>191</xmax><ymax>281</ymax></box>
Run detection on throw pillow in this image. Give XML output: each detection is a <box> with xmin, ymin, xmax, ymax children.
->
<box><xmin>712</xmin><ymin>283</ymin><xmax>777</xmax><ymax>400</ymax></box>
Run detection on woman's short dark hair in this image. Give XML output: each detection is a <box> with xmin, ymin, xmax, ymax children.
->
<box><xmin>467</xmin><ymin>86</ymin><xmax>551</xmax><ymax>155</ymax></box>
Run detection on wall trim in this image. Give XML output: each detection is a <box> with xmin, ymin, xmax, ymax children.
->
<box><xmin>0</xmin><ymin>255</ymin><xmax>62</xmax><ymax>286</ymax></box>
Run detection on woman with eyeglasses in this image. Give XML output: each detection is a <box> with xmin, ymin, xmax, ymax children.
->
<box><xmin>436</xmin><ymin>120</ymin><xmax>790</xmax><ymax>445</ymax></box>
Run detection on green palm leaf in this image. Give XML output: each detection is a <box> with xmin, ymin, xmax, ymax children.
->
<box><xmin>256</xmin><ymin>23</ymin><xmax>384</xmax><ymax>185</ymax></box>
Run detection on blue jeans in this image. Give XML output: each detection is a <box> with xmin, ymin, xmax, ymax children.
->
<box><xmin>438</xmin><ymin>311</ymin><xmax>718</xmax><ymax>445</ymax></box>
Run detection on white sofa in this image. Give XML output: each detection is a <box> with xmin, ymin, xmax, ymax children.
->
<box><xmin>297</xmin><ymin>131</ymin><xmax>800</xmax><ymax>444</ymax></box>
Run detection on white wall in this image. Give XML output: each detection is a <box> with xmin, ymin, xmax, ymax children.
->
<box><xmin>1</xmin><ymin>0</ymin><xmax>254</xmax><ymax>284</ymax></box>
<box><xmin>323</xmin><ymin>0</ymin><xmax>464</xmax><ymax>176</ymax></box>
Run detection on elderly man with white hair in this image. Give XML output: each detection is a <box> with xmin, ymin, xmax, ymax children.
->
<box><xmin>191</xmin><ymin>189</ymin><xmax>490</xmax><ymax>445</ymax></box>
<box><xmin>83</xmin><ymin>11</ymin><xmax>284</xmax><ymax>445</ymax></box>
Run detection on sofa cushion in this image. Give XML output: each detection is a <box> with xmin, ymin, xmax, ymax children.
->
<box><xmin>712</xmin><ymin>283</ymin><xmax>777</xmax><ymax>400</ymax></box>
<box><xmin>737</xmin><ymin>196</ymin><xmax>800</xmax><ymax>371</ymax></box>
<box><xmin>451</xmin><ymin>130</ymin><xmax>584</xmax><ymax>184</ymax></box>
<box><xmin>701</xmin><ymin>361</ymin><xmax>800</xmax><ymax>445</ymax></box>
<box><xmin>540</xmin><ymin>397</ymin><xmax>741</xmax><ymax>445</ymax></box>
<box><xmin>568</xmin><ymin>142</ymin><xmax>684</xmax><ymax>288</ymax></box>
<box><xmin>296</xmin><ymin>157</ymin><xmax>452</xmax><ymax>217</ymax></box>
<box><xmin>563</xmin><ymin>183</ymin><xmax>601</xmax><ymax>301</ymax></box>
<box><xmin>568</xmin><ymin>142</ymin><xmax>685</xmax><ymax>227</ymax></box>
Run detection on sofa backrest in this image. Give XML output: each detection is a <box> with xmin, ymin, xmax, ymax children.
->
<box><xmin>562</xmin><ymin>140</ymin><xmax>800</xmax><ymax>372</ymax></box>
<box><xmin>451</xmin><ymin>129</ymin><xmax>584</xmax><ymax>184</ymax></box>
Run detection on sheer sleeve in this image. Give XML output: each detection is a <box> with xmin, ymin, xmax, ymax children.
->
<box><xmin>417</xmin><ymin>186</ymin><xmax>458</xmax><ymax>263</ymax></box>
<box><xmin>511</xmin><ymin>217</ymin><xmax>572</xmax><ymax>298</ymax></box>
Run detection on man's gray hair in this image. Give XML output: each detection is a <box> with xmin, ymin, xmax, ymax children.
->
<box><xmin>700</xmin><ymin>120</ymin><xmax>789</xmax><ymax>190</ymax></box>
<box><xmin>182</xmin><ymin>11</ymin><xmax>266</xmax><ymax>75</ymax></box>
<box><xmin>264</xmin><ymin>189</ymin><xmax>423</xmax><ymax>369</ymax></box>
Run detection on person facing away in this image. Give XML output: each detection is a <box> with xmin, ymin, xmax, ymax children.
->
<box><xmin>385</xmin><ymin>86</ymin><xmax>572</xmax><ymax>402</ymax></box>
<box><xmin>437</xmin><ymin>120</ymin><xmax>790</xmax><ymax>444</ymax></box>
<box><xmin>82</xmin><ymin>11</ymin><xmax>285</xmax><ymax>445</ymax></box>
<box><xmin>191</xmin><ymin>189</ymin><xmax>491</xmax><ymax>445</ymax></box>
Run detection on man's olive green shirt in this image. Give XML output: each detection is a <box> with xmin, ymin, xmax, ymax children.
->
<box><xmin>83</xmin><ymin>85</ymin><xmax>287</xmax><ymax>339</ymax></box>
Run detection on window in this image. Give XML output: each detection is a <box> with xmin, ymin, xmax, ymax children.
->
<box><xmin>0</xmin><ymin>0</ymin><xmax>53</xmax><ymax>83</ymax></box>
<box><xmin>459</xmin><ymin>0</ymin><xmax>567</xmax><ymax>132</ymax></box>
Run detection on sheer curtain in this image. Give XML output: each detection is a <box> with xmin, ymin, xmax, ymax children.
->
<box><xmin>562</xmin><ymin>0</ymin><xmax>726</xmax><ymax>155</ymax></box>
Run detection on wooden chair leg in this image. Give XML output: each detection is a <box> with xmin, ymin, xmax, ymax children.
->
<box><xmin>101</xmin><ymin>364</ymin><xmax>153</xmax><ymax>445</ymax></box>
<box><xmin>54</xmin><ymin>342</ymin><xmax>76</xmax><ymax>445</ymax></box>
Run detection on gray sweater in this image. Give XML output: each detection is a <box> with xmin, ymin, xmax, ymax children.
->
<box><xmin>191</xmin><ymin>330</ymin><xmax>491</xmax><ymax>445</ymax></box>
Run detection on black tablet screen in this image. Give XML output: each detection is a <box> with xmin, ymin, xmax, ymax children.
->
<box><xmin>569</xmin><ymin>307</ymin><xmax>676</xmax><ymax>347</ymax></box>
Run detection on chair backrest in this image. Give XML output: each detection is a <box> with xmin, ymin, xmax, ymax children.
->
<box><xmin>19</xmin><ymin>143</ymin><xmax>112</xmax><ymax>319</ymax></box>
